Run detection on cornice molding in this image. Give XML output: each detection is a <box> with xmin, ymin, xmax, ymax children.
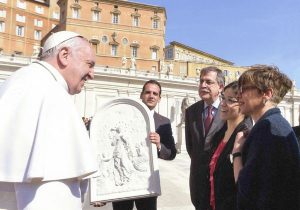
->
<box><xmin>151</xmin><ymin>15</ymin><xmax>160</xmax><ymax>21</ymax></box>
<box><xmin>70</xmin><ymin>3</ymin><xmax>81</xmax><ymax>9</ymax></box>
<box><xmin>169</xmin><ymin>41</ymin><xmax>234</xmax><ymax>65</ymax></box>
<box><xmin>130</xmin><ymin>43</ymin><xmax>140</xmax><ymax>48</ymax></box>
<box><xmin>90</xmin><ymin>38</ymin><xmax>100</xmax><ymax>44</ymax></box>
<box><xmin>110</xmin><ymin>8</ymin><xmax>121</xmax><ymax>15</ymax></box>
<box><xmin>150</xmin><ymin>45</ymin><xmax>160</xmax><ymax>50</ymax></box>
<box><xmin>109</xmin><ymin>40</ymin><xmax>119</xmax><ymax>46</ymax></box>
<box><xmin>131</xmin><ymin>12</ymin><xmax>141</xmax><ymax>18</ymax></box>
<box><xmin>91</xmin><ymin>7</ymin><xmax>102</xmax><ymax>12</ymax></box>
<box><xmin>102</xmin><ymin>0</ymin><xmax>165</xmax><ymax>13</ymax></box>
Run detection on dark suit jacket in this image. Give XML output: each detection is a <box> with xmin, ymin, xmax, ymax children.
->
<box><xmin>292</xmin><ymin>125</ymin><xmax>300</xmax><ymax>144</ymax></box>
<box><xmin>207</xmin><ymin>118</ymin><xmax>252</xmax><ymax>210</ymax></box>
<box><xmin>185</xmin><ymin>100</ymin><xmax>224</xmax><ymax>210</ymax></box>
<box><xmin>154</xmin><ymin>112</ymin><xmax>176</xmax><ymax>160</ymax></box>
<box><xmin>237</xmin><ymin>108</ymin><xmax>300</xmax><ymax>210</ymax></box>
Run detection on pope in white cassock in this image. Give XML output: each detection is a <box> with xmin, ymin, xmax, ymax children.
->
<box><xmin>0</xmin><ymin>31</ymin><xmax>98</xmax><ymax>210</ymax></box>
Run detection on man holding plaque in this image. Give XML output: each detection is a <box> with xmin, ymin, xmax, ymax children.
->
<box><xmin>112</xmin><ymin>79</ymin><xmax>177</xmax><ymax>210</ymax></box>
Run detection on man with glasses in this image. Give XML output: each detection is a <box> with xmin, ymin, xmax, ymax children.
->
<box><xmin>185</xmin><ymin>66</ymin><xmax>225</xmax><ymax>210</ymax></box>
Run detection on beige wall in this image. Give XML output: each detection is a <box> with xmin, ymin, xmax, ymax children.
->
<box><xmin>164</xmin><ymin>43</ymin><xmax>248</xmax><ymax>83</ymax></box>
<box><xmin>56</xmin><ymin>0</ymin><xmax>166</xmax><ymax>72</ymax></box>
<box><xmin>0</xmin><ymin>0</ymin><xmax>59</xmax><ymax>56</ymax></box>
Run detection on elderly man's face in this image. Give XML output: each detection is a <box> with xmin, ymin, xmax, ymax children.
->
<box><xmin>198</xmin><ymin>71</ymin><xmax>223</xmax><ymax>104</ymax></box>
<box><xmin>67</xmin><ymin>41</ymin><xmax>95</xmax><ymax>95</ymax></box>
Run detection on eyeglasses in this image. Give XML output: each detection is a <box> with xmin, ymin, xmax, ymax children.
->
<box><xmin>221</xmin><ymin>96</ymin><xmax>239</xmax><ymax>105</ymax></box>
<box><xmin>199</xmin><ymin>79</ymin><xmax>217</xmax><ymax>86</ymax></box>
<box><xmin>239</xmin><ymin>85</ymin><xmax>258</xmax><ymax>94</ymax></box>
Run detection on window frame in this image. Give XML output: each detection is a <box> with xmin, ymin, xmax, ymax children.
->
<box><xmin>112</xmin><ymin>13</ymin><xmax>119</xmax><ymax>24</ymax></box>
<box><xmin>133</xmin><ymin>16</ymin><xmax>139</xmax><ymax>27</ymax></box>
<box><xmin>52</xmin><ymin>11</ymin><xmax>60</xmax><ymax>19</ymax></box>
<box><xmin>0</xmin><ymin>21</ymin><xmax>5</xmax><ymax>32</ymax></box>
<box><xmin>34</xmin><ymin>30</ymin><xmax>42</xmax><ymax>40</ymax></box>
<box><xmin>35</xmin><ymin>5</ymin><xmax>44</xmax><ymax>14</ymax></box>
<box><xmin>72</xmin><ymin>8</ymin><xmax>80</xmax><ymax>19</ymax></box>
<box><xmin>111</xmin><ymin>45</ymin><xmax>117</xmax><ymax>56</ymax></box>
<box><xmin>16</xmin><ymin>14</ymin><xmax>26</xmax><ymax>23</ymax></box>
<box><xmin>131</xmin><ymin>46</ymin><xmax>138</xmax><ymax>57</ymax></box>
<box><xmin>34</xmin><ymin>19</ymin><xmax>43</xmax><ymax>27</ymax></box>
<box><xmin>151</xmin><ymin>49</ymin><xmax>158</xmax><ymax>60</ymax></box>
<box><xmin>0</xmin><ymin>9</ymin><xmax>6</xmax><ymax>18</ymax></box>
<box><xmin>152</xmin><ymin>19</ymin><xmax>158</xmax><ymax>29</ymax></box>
<box><xmin>92</xmin><ymin>10</ymin><xmax>100</xmax><ymax>21</ymax></box>
<box><xmin>16</xmin><ymin>25</ymin><xmax>25</xmax><ymax>37</ymax></box>
<box><xmin>16</xmin><ymin>0</ymin><xmax>26</xmax><ymax>9</ymax></box>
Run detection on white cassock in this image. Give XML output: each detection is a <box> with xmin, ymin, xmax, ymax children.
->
<box><xmin>0</xmin><ymin>61</ymin><xmax>98</xmax><ymax>210</ymax></box>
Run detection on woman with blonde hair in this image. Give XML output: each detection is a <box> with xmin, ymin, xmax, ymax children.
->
<box><xmin>233</xmin><ymin>65</ymin><xmax>300</xmax><ymax>210</ymax></box>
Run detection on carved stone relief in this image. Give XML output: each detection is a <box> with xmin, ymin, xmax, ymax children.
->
<box><xmin>89</xmin><ymin>97</ymin><xmax>160</xmax><ymax>202</ymax></box>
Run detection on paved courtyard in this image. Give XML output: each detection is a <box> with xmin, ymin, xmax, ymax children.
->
<box><xmin>84</xmin><ymin>151</ymin><xmax>194</xmax><ymax>210</ymax></box>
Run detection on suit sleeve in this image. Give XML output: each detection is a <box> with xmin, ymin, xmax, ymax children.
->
<box><xmin>185</xmin><ymin>108</ymin><xmax>192</xmax><ymax>157</ymax></box>
<box><xmin>157</xmin><ymin>120</ymin><xmax>177</xmax><ymax>160</ymax></box>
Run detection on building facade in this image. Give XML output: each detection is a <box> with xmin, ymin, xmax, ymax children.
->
<box><xmin>164</xmin><ymin>41</ymin><xmax>248</xmax><ymax>84</ymax></box>
<box><xmin>1</xmin><ymin>55</ymin><xmax>300</xmax><ymax>150</ymax></box>
<box><xmin>0</xmin><ymin>0</ymin><xmax>60</xmax><ymax>56</ymax></box>
<box><xmin>0</xmin><ymin>0</ymin><xmax>299</xmax><ymax>149</ymax></box>
<box><xmin>44</xmin><ymin>0</ymin><xmax>166</xmax><ymax>72</ymax></box>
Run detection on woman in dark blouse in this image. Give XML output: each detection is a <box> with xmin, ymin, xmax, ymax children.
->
<box><xmin>208</xmin><ymin>81</ymin><xmax>252</xmax><ymax>210</ymax></box>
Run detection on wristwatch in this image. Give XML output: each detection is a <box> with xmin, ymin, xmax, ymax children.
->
<box><xmin>230</xmin><ymin>152</ymin><xmax>242</xmax><ymax>163</ymax></box>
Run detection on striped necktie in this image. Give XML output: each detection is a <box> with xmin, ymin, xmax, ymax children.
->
<box><xmin>204</xmin><ymin>105</ymin><xmax>213</xmax><ymax>135</ymax></box>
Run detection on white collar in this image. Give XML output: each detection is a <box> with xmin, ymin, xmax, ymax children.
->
<box><xmin>205</xmin><ymin>97</ymin><xmax>220</xmax><ymax>110</ymax></box>
<box><xmin>37</xmin><ymin>61</ymin><xmax>69</xmax><ymax>92</ymax></box>
<box><xmin>149</xmin><ymin>109</ymin><xmax>155</xmax><ymax>116</ymax></box>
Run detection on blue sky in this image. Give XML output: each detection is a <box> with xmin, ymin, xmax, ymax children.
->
<box><xmin>134</xmin><ymin>0</ymin><xmax>300</xmax><ymax>88</ymax></box>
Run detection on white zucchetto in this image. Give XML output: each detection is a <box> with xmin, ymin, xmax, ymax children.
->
<box><xmin>42</xmin><ymin>31</ymin><xmax>82</xmax><ymax>53</ymax></box>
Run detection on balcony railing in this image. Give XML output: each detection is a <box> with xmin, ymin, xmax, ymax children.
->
<box><xmin>0</xmin><ymin>54</ymin><xmax>38</xmax><ymax>64</ymax></box>
<box><xmin>0</xmin><ymin>54</ymin><xmax>298</xmax><ymax>92</ymax></box>
<box><xmin>0</xmin><ymin>54</ymin><xmax>195</xmax><ymax>82</ymax></box>
<box><xmin>95</xmin><ymin>65</ymin><xmax>198</xmax><ymax>83</ymax></box>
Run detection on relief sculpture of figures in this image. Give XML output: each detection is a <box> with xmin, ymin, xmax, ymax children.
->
<box><xmin>97</xmin><ymin>121</ymin><xmax>150</xmax><ymax>187</ymax></box>
<box><xmin>89</xmin><ymin>98</ymin><xmax>160</xmax><ymax>203</ymax></box>
<box><xmin>112</xmin><ymin>80</ymin><xmax>176</xmax><ymax>210</ymax></box>
<box><xmin>110</xmin><ymin>125</ymin><xmax>149</xmax><ymax>186</ymax></box>
<box><xmin>111</xmin><ymin>127</ymin><xmax>133</xmax><ymax>186</ymax></box>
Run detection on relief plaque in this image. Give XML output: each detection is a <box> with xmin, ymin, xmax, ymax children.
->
<box><xmin>89</xmin><ymin>97</ymin><xmax>161</xmax><ymax>202</ymax></box>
